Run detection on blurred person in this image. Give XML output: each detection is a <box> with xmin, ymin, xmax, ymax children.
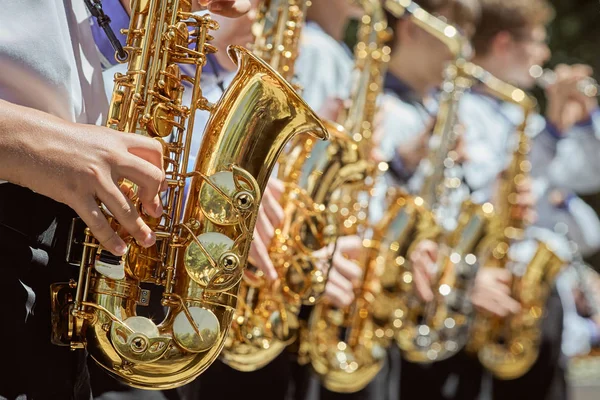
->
<box><xmin>458</xmin><ymin>0</ymin><xmax>600</xmax><ymax>399</ymax></box>
<box><xmin>372</xmin><ymin>1</ymin><xmax>488</xmax><ymax>400</ymax></box>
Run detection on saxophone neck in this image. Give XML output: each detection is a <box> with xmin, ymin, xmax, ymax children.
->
<box><xmin>466</xmin><ymin>64</ymin><xmax>537</xmax><ymax>239</ymax></box>
<box><xmin>251</xmin><ymin>0</ymin><xmax>311</xmax><ymax>82</ymax></box>
<box><xmin>340</xmin><ymin>0</ymin><xmax>391</xmax><ymax>156</ymax></box>
<box><xmin>384</xmin><ymin>0</ymin><xmax>472</xmax><ymax>60</ymax></box>
<box><xmin>418</xmin><ymin>61</ymin><xmax>472</xmax><ymax>207</ymax></box>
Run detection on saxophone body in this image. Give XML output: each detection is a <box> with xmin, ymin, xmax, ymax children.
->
<box><xmin>475</xmin><ymin>242</ymin><xmax>563</xmax><ymax>379</ymax></box>
<box><xmin>307</xmin><ymin>0</ymin><xmax>391</xmax><ymax>392</ymax></box>
<box><xmin>394</xmin><ymin>61</ymin><xmax>505</xmax><ymax>363</ymax></box>
<box><xmin>50</xmin><ymin>0</ymin><xmax>327</xmax><ymax>389</ymax></box>
<box><xmin>465</xmin><ymin>69</ymin><xmax>565</xmax><ymax>379</ymax></box>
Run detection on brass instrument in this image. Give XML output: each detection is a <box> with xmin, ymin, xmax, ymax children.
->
<box><xmin>221</xmin><ymin>0</ymin><xmax>347</xmax><ymax>372</ymax></box>
<box><xmin>307</xmin><ymin>0</ymin><xmax>391</xmax><ymax>392</ymax></box>
<box><xmin>385</xmin><ymin>0</ymin><xmax>473</xmax><ymax>60</ymax></box>
<box><xmin>475</xmin><ymin>242</ymin><xmax>563</xmax><ymax>379</ymax></box>
<box><xmin>370</xmin><ymin>1</ymin><xmax>484</xmax><ymax>362</ymax></box>
<box><xmin>466</xmin><ymin>67</ymin><xmax>565</xmax><ymax>379</ymax></box>
<box><xmin>50</xmin><ymin>0</ymin><xmax>327</xmax><ymax>389</ymax></box>
<box><xmin>530</xmin><ymin>65</ymin><xmax>599</xmax><ymax>98</ymax></box>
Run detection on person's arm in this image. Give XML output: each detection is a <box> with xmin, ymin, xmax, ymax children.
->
<box><xmin>556</xmin><ymin>270</ymin><xmax>595</xmax><ymax>357</ymax></box>
<box><xmin>0</xmin><ymin>99</ymin><xmax>165</xmax><ymax>256</ymax></box>
<box><xmin>545</xmin><ymin>122</ymin><xmax>600</xmax><ymax>194</ymax></box>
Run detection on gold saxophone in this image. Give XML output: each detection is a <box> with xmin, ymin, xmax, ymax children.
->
<box><xmin>370</xmin><ymin>1</ymin><xmax>479</xmax><ymax>358</ymax></box>
<box><xmin>50</xmin><ymin>0</ymin><xmax>327</xmax><ymax>389</ymax></box>
<box><xmin>394</xmin><ymin>61</ymin><xmax>501</xmax><ymax>363</ymax></box>
<box><xmin>221</xmin><ymin>0</ymin><xmax>341</xmax><ymax>371</ymax></box>
<box><xmin>306</xmin><ymin>0</ymin><xmax>391</xmax><ymax>393</ymax></box>
<box><xmin>465</xmin><ymin>67</ymin><xmax>564</xmax><ymax>379</ymax></box>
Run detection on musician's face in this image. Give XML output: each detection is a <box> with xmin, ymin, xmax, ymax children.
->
<box><xmin>504</xmin><ymin>25</ymin><xmax>551</xmax><ymax>89</ymax></box>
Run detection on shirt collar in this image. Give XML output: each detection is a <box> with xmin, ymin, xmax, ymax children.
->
<box><xmin>384</xmin><ymin>72</ymin><xmax>420</xmax><ymax>103</ymax></box>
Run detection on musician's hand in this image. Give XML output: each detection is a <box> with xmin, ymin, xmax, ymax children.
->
<box><xmin>471</xmin><ymin>267</ymin><xmax>521</xmax><ymax>318</ymax></box>
<box><xmin>319</xmin><ymin>97</ymin><xmax>345</xmax><ymax>122</ymax></box>
<box><xmin>574</xmin><ymin>287</ymin><xmax>593</xmax><ymax>318</ymax></box>
<box><xmin>248</xmin><ymin>178</ymin><xmax>285</xmax><ymax>281</ymax></box>
<box><xmin>410</xmin><ymin>239</ymin><xmax>438</xmax><ymax>302</ymax></box>
<box><xmin>491</xmin><ymin>175</ymin><xmax>537</xmax><ymax>224</ymax></box>
<box><xmin>208</xmin><ymin>3</ymin><xmax>257</xmax><ymax>71</ymax></box>
<box><xmin>452</xmin><ymin>123</ymin><xmax>469</xmax><ymax>163</ymax></box>
<box><xmin>0</xmin><ymin>102</ymin><xmax>165</xmax><ymax>257</ymax></box>
<box><xmin>321</xmin><ymin>235</ymin><xmax>363</xmax><ymax>308</ymax></box>
<box><xmin>514</xmin><ymin>176</ymin><xmax>537</xmax><ymax>224</ymax></box>
<box><xmin>195</xmin><ymin>0</ymin><xmax>252</xmax><ymax>18</ymax></box>
<box><xmin>546</xmin><ymin>64</ymin><xmax>599</xmax><ymax>133</ymax></box>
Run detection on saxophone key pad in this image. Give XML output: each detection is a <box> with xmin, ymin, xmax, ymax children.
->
<box><xmin>110</xmin><ymin>316</ymin><xmax>170</xmax><ymax>363</ymax></box>
<box><xmin>173</xmin><ymin>307</ymin><xmax>220</xmax><ymax>353</ymax></box>
<box><xmin>184</xmin><ymin>232</ymin><xmax>239</xmax><ymax>290</ymax></box>
<box><xmin>199</xmin><ymin>170</ymin><xmax>256</xmax><ymax>226</ymax></box>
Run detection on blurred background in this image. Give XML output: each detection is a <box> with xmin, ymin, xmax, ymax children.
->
<box><xmin>515</xmin><ymin>1</ymin><xmax>600</xmax><ymax>398</ymax></box>
<box><xmin>345</xmin><ymin>1</ymin><xmax>600</xmax><ymax>398</ymax></box>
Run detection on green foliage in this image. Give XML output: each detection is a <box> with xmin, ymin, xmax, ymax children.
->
<box><xmin>547</xmin><ymin>0</ymin><xmax>600</xmax><ymax>70</ymax></box>
<box><xmin>532</xmin><ymin>0</ymin><xmax>600</xmax><ymax>110</ymax></box>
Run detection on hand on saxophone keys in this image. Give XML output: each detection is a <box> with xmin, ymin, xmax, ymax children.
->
<box><xmin>249</xmin><ymin>178</ymin><xmax>285</xmax><ymax>281</ymax></box>
<box><xmin>5</xmin><ymin>112</ymin><xmax>166</xmax><ymax>257</ymax></box>
<box><xmin>312</xmin><ymin>235</ymin><xmax>364</xmax><ymax>308</ymax></box>
<box><xmin>409</xmin><ymin>239</ymin><xmax>439</xmax><ymax>302</ymax></box>
<box><xmin>196</xmin><ymin>0</ymin><xmax>252</xmax><ymax>17</ymax></box>
<box><xmin>492</xmin><ymin>174</ymin><xmax>538</xmax><ymax>225</ymax></box>
<box><xmin>471</xmin><ymin>268</ymin><xmax>521</xmax><ymax>318</ymax></box>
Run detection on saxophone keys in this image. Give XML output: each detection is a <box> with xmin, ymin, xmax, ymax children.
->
<box><xmin>199</xmin><ymin>170</ymin><xmax>257</xmax><ymax>226</ymax></box>
<box><xmin>172</xmin><ymin>307</ymin><xmax>220</xmax><ymax>353</ymax></box>
<box><xmin>111</xmin><ymin>316</ymin><xmax>170</xmax><ymax>363</ymax></box>
<box><xmin>184</xmin><ymin>232</ymin><xmax>239</xmax><ymax>290</ymax></box>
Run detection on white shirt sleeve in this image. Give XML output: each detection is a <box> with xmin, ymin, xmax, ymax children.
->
<box><xmin>459</xmin><ymin>94</ymin><xmax>510</xmax><ymax>199</ymax></box>
<box><xmin>556</xmin><ymin>268</ymin><xmax>594</xmax><ymax>357</ymax></box>
<box><xmin>547</xmin><ymin>127</ymin><xmax>600</xmax><ymax>194</ymax></box>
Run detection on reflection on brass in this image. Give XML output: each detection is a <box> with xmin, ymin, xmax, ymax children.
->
<box><xmin>50</xmin><ymin>0</ymin><xmax>327</xmax><ymax>389</ymax></box>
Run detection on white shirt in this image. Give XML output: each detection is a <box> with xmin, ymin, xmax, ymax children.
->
<box><xmin>0</xmin><ymin>0</ymin><xmax>107</xmax><ymax>184</ymax></box>
<box><xmin>295</xmin><ymin>22</ymin><xmax>354</xmax><ymax>112</ymax></box>
<box><xmin>0</xmin><ymin>0</ymin><xmax>106</xmax><ymax>124</ymax></box>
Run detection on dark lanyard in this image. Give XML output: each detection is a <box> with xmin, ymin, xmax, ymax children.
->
<box><xmin>84</xmin><ymin>0</ymin><xmax>128</xmax><ymax>61</ymax></box>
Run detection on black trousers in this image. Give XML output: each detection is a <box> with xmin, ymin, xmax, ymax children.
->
<box><xmin>491</xmin><ymin>286</ymin><xmax>567</xmax><ymax>400</ymax></box>
<box><xmin>399</xmin><ymin>287</ymin><xmax>566</xmax><ymax>400</ymax></box>
<box><xmin>177</xmin><ymin>352</ymin><xmax>292</xmax><ymax>400</ymax></box>
<box><xmin>0</xmin><ymin>184</ymin><xmax>91</xmax><ymax>400</ymax></box>
<box><xmin>399</xmin><ymin>349</ymin><xmax>484</xmax><ymax>400</ymax></box>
